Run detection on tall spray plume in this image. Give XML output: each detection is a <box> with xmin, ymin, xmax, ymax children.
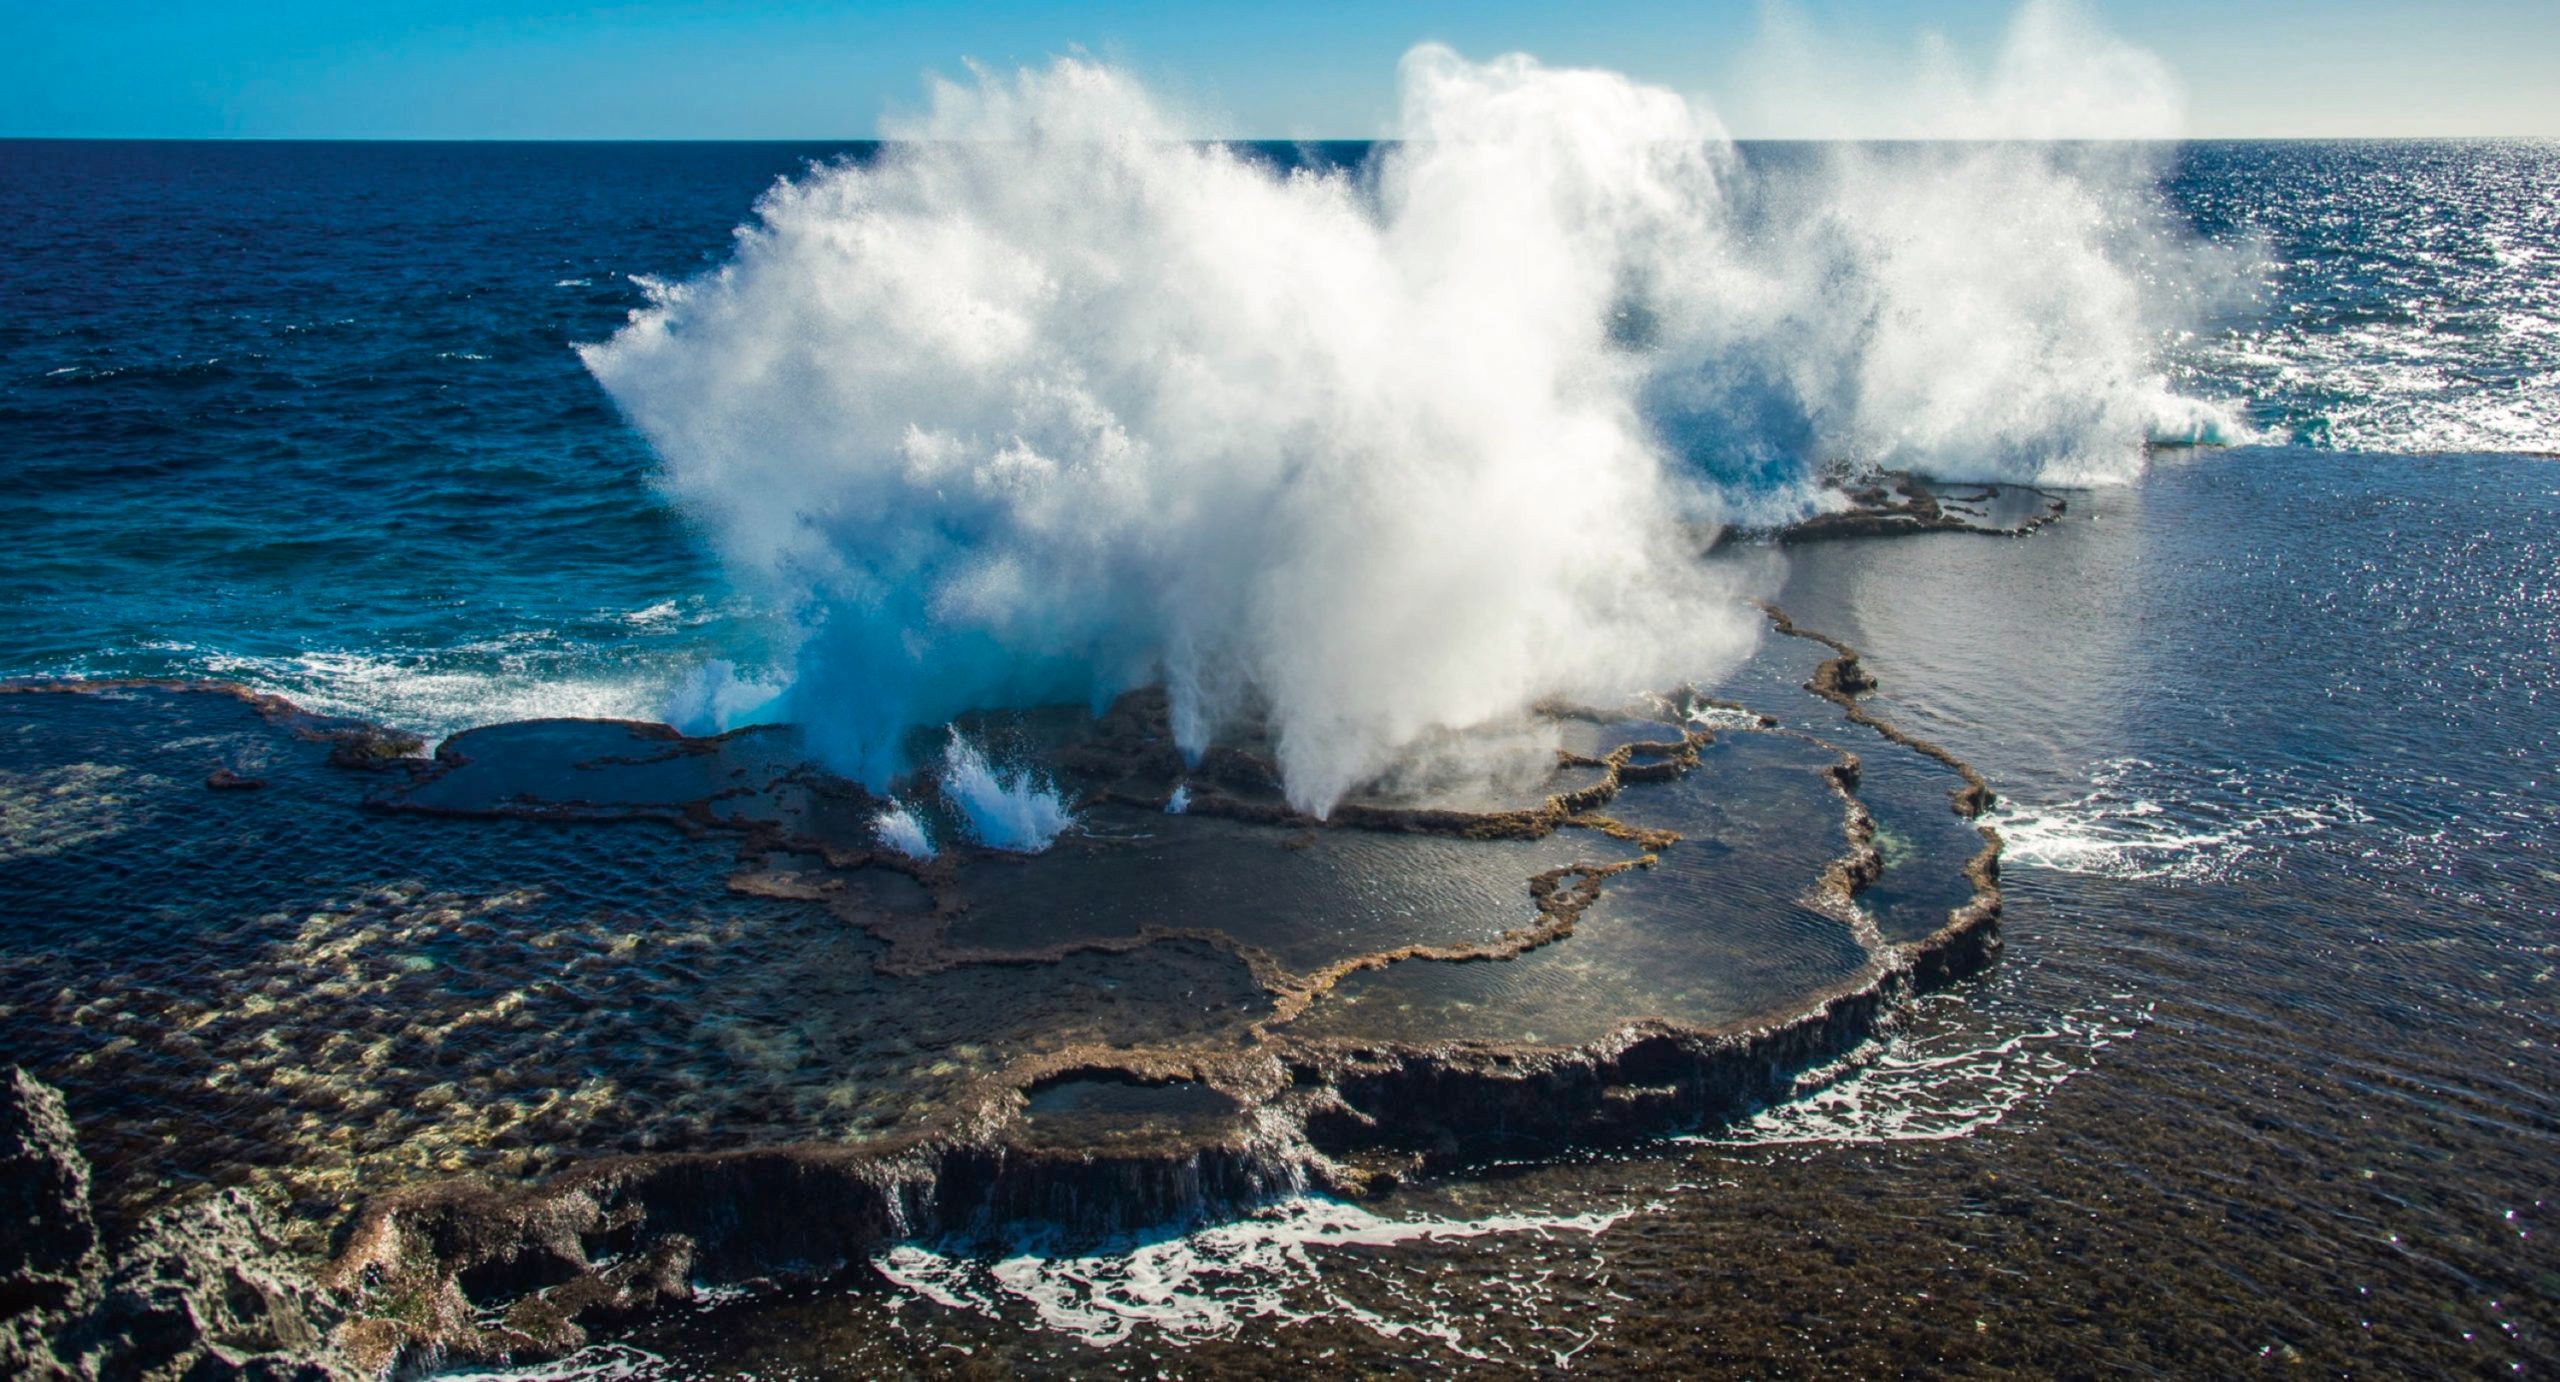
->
<box><xmin>583</xmin><ymin>3</ymin><xmax>2233</xmax><ymax>812</ymax></box>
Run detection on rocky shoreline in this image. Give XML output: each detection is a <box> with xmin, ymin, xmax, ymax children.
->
<box><xmin>2</xmin><ymin>589</ymin><xmax>2009</xmax><ymax>1375</ymax></box>
<box><xmin>3</xmin><ymin>1068</ymin><xmax>359</xmax><ymax>1380</ymax></box>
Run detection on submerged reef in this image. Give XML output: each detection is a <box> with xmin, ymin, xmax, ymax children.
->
<box><xmin>0</xmin><ymin>600</ymin><xmax>2003</xmax><ymax>1372</ymax></box>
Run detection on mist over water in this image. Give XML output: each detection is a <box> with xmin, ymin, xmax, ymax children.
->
<box><xmin>584</xmin><ymin>5</ymin><xmax>2232</xmax><ymax>811</ymax></box>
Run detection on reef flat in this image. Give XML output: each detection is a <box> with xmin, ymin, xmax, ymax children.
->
<box><xmin>0</xmin><ymin>606</ymin><xmax>2001</xmax><ymax>1374</ymax></box>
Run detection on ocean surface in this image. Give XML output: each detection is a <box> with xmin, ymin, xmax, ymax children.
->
<box><xmin>2</xmin><ymin>140</ymin><xmax>2553</xmax><ymax>737</ymax></box>
<box><xmin>3</xmin><ymin>138</ymin><xmax>2556</xmax><ymax>1373</ymax></box>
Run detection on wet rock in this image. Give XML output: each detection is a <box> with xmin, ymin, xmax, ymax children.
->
<box><xmin>61</xmin><ymin>1190</ymin><xmax>349</xmax><ymax>1381</ymax></box>
<box><xmin>0</xmin><ymin>1068</ymin><xmax>356</xmax><ymax>1382</ymax></box>
<box><xmin>1762</xmin><ymin>601</ymin><xmax>1999</xmax><ymax>818</ymax></box>
<box><xmin>323</xmin><ymin>727</ymin><xmax>423</xmax><ymax>772</ymax></box>
<box><xmin>204</xmin><ymin>769</ymin><xmax>266</xmax><ymax>791</ymax></box>
<box><xmin>3</xmin><ymin>605</ymin><xmax>2011</xmax><ymax>1371</ymax></box>
<box><xmin>323</xmin><ymin>1129</ymin><xmax>1308</xmax><ymax>1373</ymax></box>
<box><xmin>2</xmin><ymin>1068</ymin><xmax>99</xmax><ymax>1326</ymax></box>
<box><xmin>1758</xmin><ymin>471</ymin><xmax>2067</xmax><ymax>545</ymax></box>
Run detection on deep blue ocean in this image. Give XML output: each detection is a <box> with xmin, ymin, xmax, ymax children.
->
<box><xmin>1</xmin><ymin>140</ymin><xmax>2551</xmax><ymax>740</ymax></box>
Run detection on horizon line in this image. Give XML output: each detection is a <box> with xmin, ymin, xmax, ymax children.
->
<box><xmin>6</xmin><ymin>133</ymin><xmax>2554</xmax><ymax>144</ymax></box>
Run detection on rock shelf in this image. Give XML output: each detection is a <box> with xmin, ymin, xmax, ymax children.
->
<box><xmin>0</xmin><ymin>607</ymin><xmax>2002</xmax><ymax>1373</ymax></box>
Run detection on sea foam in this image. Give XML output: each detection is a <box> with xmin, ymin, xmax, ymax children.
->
<box><xmin>585</xmin><ymin>4</ymin><xmax>2231</xmax><ymax>812</ymax></box>
<box><xmin>874</xmin><ymin>1195</ymin><xmax>1639</xmax><ymax>1352</ymax></box>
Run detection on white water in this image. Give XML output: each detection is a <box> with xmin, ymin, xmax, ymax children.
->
<box><xmin>874</xmin><ymin>1195</ymin><xmax>1639</xmax><ymax>1353</ymax></box>
<box><xmin>939</xmin><ymin>728</ymin><xmax>1078</xmax><ymax>851</ymax></box>
<box><xmin>863</xmin><ymin>731</ymin><xmax>1078</xmax><ymax>856</ymax></box>
<box><xmin>1699</xmin><ymin>996</ymin><xmax>2149</xmax><ymax>1146</ymax></box>
<box><xmin>1985</xmin><ymin>757</ymin><xmax>2374</xmax><ymax>883</ymax></box>
<box><xmin>870</xmin><ymin>800</ymin><xmax>936</xmax><ymax>861</ymax></box>
<box><xmin>587</xmin><ymin>2</ymin><xmax>2234</xmax><ymax>812</ymax></box>
<box><xmin>175</xmin><ymin>642</ymin><xmax>682</xmax><ymax>749</ymax></box>
<box><xmin>432</xmin><ymin>1345</ymin><xmax>665</xmax><ymax>1382</ymax></box>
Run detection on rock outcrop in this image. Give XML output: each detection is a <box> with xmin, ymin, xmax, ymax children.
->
<box><xmin>2</xmin><ymin>1068</ymin><xmax>99</xmax><ymax>1337</ymax></box>
<box><xmin>1</xmin><ymin>1068</ymin><xmax>357</xmax><ymax>1382</ymax></box>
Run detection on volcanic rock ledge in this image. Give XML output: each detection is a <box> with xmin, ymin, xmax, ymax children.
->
<box><xmin>306</xmin><ymin>613</ymin><xmax>2004</xmax><ymax>1372</ymax></box>
<box><xmin>1746</xmin><ymin>471</ymin><xmax>2069</xmax><ymax>544</ymax></box>
<box><xmin>1</xmin><ymin>604</ymin><xmax>2005</xmax><ymax>1375</ymax></box>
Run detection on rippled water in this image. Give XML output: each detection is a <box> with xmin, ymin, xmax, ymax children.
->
<box><xmin>0</xmin><ymin>140</ymin><xmax>791</xmax><ymax>731</ymax></box>
<box><xmin>2172</xmin><ymin>141</ymin><xmax>2560</xmax><ymax>451</ymax></box>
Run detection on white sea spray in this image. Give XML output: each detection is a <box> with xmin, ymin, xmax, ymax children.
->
<box><xmin>939</xmin><ymin>728</ymin><xmax>1077</xmax><ymax>851</ymax></box>
<box><xmin>588</xmin><ymin>3</ymin><xmax>2232</xmax><ymax>808</ymax></box>
<box><xmin>870</xmin><ymin>800</ymin><xmax>937</xmax><ymax>861</ymax></box>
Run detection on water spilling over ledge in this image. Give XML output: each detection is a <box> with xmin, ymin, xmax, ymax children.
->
<box><xmin>0</xmin><ymin>586</ymin><xmax>2006</xmax><ymax>1374</ymax></box>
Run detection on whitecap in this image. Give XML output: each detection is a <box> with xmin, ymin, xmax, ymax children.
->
<box><xmin>1985</xmin><ymin>757</ymin><xmax>2371</xmax><ymax>883</ymax></box>
<box><xmin>1697</xmin><ymin>998</ymin><xmax>2149</xmax><ymax>1146</ymax></box>
<box><xmin>180</xmin><ymin>646</ymin><xmax>687</xmax><ymax>748</ymax></box>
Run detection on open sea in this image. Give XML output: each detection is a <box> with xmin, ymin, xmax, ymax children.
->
<box><xmin>1</xmin><ymin>138</ymin><xmax>2555</xmax><ymax>1374</ymax></box>
<box><xmin>2</xmin><ymin>140</ymin><xmax>2552</xmax><ymax>735</ymax></box>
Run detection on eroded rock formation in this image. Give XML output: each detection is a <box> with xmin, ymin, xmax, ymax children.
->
<box><xmin>2</xmin><ymin>1069</ymin><xmax>358</xmax><ymax>1382</ymax></box>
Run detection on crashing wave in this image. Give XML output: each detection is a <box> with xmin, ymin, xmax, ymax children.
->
<box><xmin>586</xmin><ymin>5</ymin><xmax>2233</xmax><ymax>809</ymax></box>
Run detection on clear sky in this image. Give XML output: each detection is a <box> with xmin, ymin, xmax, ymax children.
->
<box><xmin>6</xmin><ymin>0</ymin><xmax>2556</xmax><ymax>140</ymax></box>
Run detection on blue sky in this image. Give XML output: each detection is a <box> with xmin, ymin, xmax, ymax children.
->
<box><xmin>6</xmin><ymin>0</ymin><xmax>2556</xmax><ymax>139</ymax></box>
